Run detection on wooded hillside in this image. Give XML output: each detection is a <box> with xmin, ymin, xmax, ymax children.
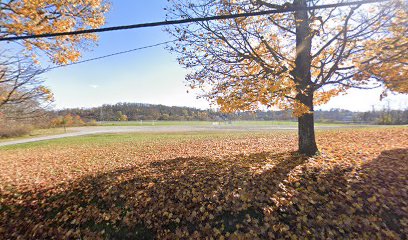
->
<box><xmin>52</xmin><ymin>102</ymin><xmax>408</xmax><ymax>125</ymax></box>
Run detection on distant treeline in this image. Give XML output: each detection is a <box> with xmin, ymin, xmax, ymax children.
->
<box><xmin>52</xmin><ymin>102</ymin><xmax>408</xmax><ymax>125</ymax></box>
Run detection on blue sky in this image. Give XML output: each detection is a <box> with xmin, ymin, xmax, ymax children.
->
<box><xmin>40</xmin><ymin>0</ymin><xmax>407</xmax><ymax>111</ymax></box>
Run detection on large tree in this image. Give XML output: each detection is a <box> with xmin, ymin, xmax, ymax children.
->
<box><xmin>166</xmin><ymin>0</ymin><xmax>406</xmax><ymax>155</ymax></box>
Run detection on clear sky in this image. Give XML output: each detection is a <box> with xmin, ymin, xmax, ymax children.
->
<box><xmin>40</xmin><ymin>0</ymin><xmax>407</xmax><ymax>111</ymax></box>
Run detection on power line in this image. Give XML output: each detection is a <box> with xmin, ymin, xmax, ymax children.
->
<box><xmin>1</xmin><ymin>0</ymin><xmax>388</xmax><ymax>42</ymax></box>
<box><xmin>47</xmin><ymin>40</ymin><xmax>175</xmax><ymax>70</ymax></box>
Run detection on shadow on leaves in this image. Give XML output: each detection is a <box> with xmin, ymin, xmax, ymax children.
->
<box><xmin>1</xmin><ymin>149</ymin><xmax>406</xmax><ymax>239</ymax></box>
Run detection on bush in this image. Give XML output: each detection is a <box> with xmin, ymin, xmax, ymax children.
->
<box><xmin>86</xmin><ymin>120</ymin><xmax>98</xmax><ymax>126</ymax></box>
<box><xmin>0</xmin><ymin>123</ymin><xmax>33</xmax><ymax>138</ymax></box>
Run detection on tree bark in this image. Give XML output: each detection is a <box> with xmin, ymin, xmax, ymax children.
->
<box><xmin>293</xmin><ymin>0</ymin><xmax>318</xmax><ymax>156</ymax></box>
<box><xmin>297</xmin><ymin>93</ymin><xmax>318</xmax><ymax>156</ymax></box>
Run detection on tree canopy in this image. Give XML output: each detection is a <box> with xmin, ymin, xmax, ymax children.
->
<box><xmin>0</xmin><ymin>0</ymin><xmax>109</xmax><ymax>64</ymax></box>
<box><xmin>354</xmin><ymin>3</ymin><xmax>407</xmax><ymax>95</ymax></box>
<box><xmin>167</xmin><ymin>0</ymin><xmax>406</xmax><ymax>115</ymax></box>
<box><xmin>0</xmin><ymin>0</ymin><xmax>109</xmax><ymax>119</ymax></box>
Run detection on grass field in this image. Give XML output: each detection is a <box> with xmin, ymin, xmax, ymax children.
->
<box><xmin>0</xmin><ymin>120</ymin><xmax>359</xmax><ymax>148</ymax></box>
<box><xmin>0</xmin><ymin>121</ymin><xmax>351</xmax><ymax>145</ymax></box>
<box><xmin>0</xmin><ymin>127</ymin><xmax>407</xmax><ymax>239</ymax></box>
<box><xmin>98</xmin><ymin>120</ymin><xmax>349</xmax><ymax>127</ymax></box>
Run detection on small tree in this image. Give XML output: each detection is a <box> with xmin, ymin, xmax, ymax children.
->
<box><xmin>116</xmin><ymin>111</ymin><xmax>128</xmax><ymax>121</ymax></box>
<box><xmin>0</xmin><ymin>57</ymin><xmax>53</xmax><ymax>119</ymax></box>
<box><xmin>166</xmin><ymin>0</ymin><xmax>407</xmax><ymax>155</ymax></box>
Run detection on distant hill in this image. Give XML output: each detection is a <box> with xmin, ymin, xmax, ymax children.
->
<box><xmin>52</xmin><ymin>102</ymin><xmax>408</xmax><ymax>125</ymax></box>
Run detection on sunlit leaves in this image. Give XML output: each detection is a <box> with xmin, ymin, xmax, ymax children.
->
<box><xmin>167</xmin><ymin>0</ymin><xmax>402</xmax><ymax>116</ymax></box>
<box><xmin>0</xmin><ymin>128</ymin><xmax>407</xmax><ymax>238</ymax></box>
<box><xmin>0</xmin><ymin>0</ymin><xmax>109</xmax><ymax>64</ymax></box>
<box><xmin>354</xmin><ymin>0</ymin><xmax>408</xmax><ymax>95</ymax></box>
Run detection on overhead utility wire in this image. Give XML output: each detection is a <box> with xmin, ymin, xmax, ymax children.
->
<box><xmin>47</xmin><ymin>40</ymin><xmax>175</xmax><ymax>70</ymax></box>
<box><xmin>0</xmin><ymin>0</ymin><xmax>388</xmax><ymax>42</ymax></box>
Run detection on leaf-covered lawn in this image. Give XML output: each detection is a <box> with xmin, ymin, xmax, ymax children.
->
<box><xmin>0</xmin><ymin>128</ymin><xmax>407</xmax><ymax>239</ymax></box>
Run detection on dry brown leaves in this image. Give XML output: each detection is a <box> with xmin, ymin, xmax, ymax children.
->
<box><xmin>0</xmin><ymin>128</ymin><xmax>407</xmax><ymax>239</ymax></box>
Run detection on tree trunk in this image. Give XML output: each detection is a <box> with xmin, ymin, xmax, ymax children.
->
<box><xmin>293</xmin><ymin>0</ymin><xmax>318</xmax><ymax>156</ymax></box>
<box><xmin>297</xmin><ymin>93</ymin><xmax>318</xmax><ymax>156</ymax></box>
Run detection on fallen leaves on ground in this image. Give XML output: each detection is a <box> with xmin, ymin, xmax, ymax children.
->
<box><xmin>0</xmin><ymin>128</ymin><xmax>407</xmax><ymax>239</ymax></box>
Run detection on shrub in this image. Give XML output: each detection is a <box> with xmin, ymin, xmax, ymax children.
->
<box><xmin>0</xmin><ymin>122</ymin><xmax>33</xmax><ymax>138</ymax></box>
<box><xmin>86</xmin><ymin>120</ymin><xmax>98</xmax><ymax>126</ymax></box>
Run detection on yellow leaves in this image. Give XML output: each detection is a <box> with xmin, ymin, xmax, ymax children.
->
<box><xmin>367</xmin><ymin>195</ymin><xmax>377</xmax><ymax>203</ymax></box>
<box><xmin>292</xmin><ymin>101</ymin><xmax>311</xmax><ymax>117</ymax></box>
<box><xmin>190</xmin><ymin>0</ymin><xmax>403</xmax><ymax>118</ymax></box>
<box><xmin>53</xmin><ymin>49</ymin><xmax>81</xmax><ymax>64</ymax></box>
<box><xmin>313</xmin><ymin>88</ymin><xmax>345</xmax><ymax>106</ymax></box>
<box><xmin>2</xmin><ymin>0</ymin><xmax>109</xmax><ymax>64</ymax></box>
<box><xmin>212</xmin><ymin>72</ymin><xmax>300</xmax><ymax>115</ymax></box>
<box><xmin>354</xmin><ymin>3</ymin><xmax>408</xmax><ymax>94</ymax></box>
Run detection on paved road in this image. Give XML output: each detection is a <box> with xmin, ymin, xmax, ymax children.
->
<box><xmin>0</xmin><ymin>124</ymin><xmax>360</xmax><ymax>147</ymax></box>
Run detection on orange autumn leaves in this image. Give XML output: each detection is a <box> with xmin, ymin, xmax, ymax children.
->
<box><xmin>170</xmin><ymin>0</ymin><xmax>407</xmax><ymax>118</ymax></box>
<box><xmin>1</xmin><ymin>0</ymin><xmax>109</xmax><ymax>64</ymax></box>
<box><xmin>0</xmin><ymin>128</ymin><xmax>407</xmax><ymax>239</ymax></box>
<box><xmin>355</xmin><ymin>1</ymin><xmax>408</xmax><ymax>95</ymax></box>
